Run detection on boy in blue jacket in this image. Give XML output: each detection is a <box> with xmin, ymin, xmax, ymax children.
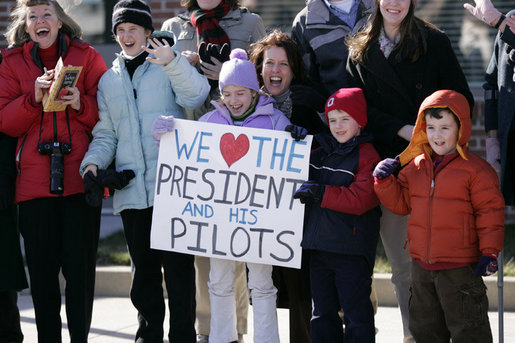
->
<box><xmin>294</xmin><ymin>87</ymin><xmax>380</xmax><ymax>343</ymax></box>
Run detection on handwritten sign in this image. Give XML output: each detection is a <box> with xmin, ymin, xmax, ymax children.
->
<box><xmin>151</xmin><ymin>119</ymin><xmax>312</xmax><ymax>268</ymax></box>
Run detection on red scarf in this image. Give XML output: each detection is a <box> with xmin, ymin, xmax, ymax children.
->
<box><xmin>190</xmin><ymin>1</ymin><xmax>231</xmax><ymax>47</ymax></box>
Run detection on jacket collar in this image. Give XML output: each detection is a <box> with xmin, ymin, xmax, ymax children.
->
<box><xmin>316</xmin><ymin>131</ymin><xmax>372</xmax><ymax>156</ymax></box>
<box><xmin>210</xmin><ymin>94</ymin><xmax>277</xmax><ymax>124</ymax></box>
<box><xmin>26</xmin><ymin>33</ymin><xmax>69</xmax><ymax>71</ymax></box>
<box><xmin>305</xmin><ymin>0</ymin><xmax>374</xmax><ymax>31</ymax></box>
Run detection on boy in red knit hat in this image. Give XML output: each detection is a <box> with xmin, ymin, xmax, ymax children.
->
<box><xmin>293</xmin><ymin>87</ymin><xmax>381</xmax><ymax>342</ymax></box>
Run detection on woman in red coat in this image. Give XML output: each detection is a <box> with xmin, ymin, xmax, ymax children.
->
<box><xmin>0</xmin><ymin>0</ymin><xmax>106</xmax><ymax>341</ymax></box>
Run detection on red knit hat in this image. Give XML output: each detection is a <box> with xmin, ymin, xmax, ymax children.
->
<box><xmin>325</xmin><ymin>88</ymin><xmax>367</xmax><ymax>128</ymax></box>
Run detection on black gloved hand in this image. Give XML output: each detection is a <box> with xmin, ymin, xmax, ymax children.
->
<box><xmin>199</xmin><ymin>42</ymin><xmax>230</xmax><ymax>64</ymax></box>
<box><xmin>473</xmin><ymin>255</ymin><xmax>498</xmax><ymax>277</ymax></box>
<box><xmin>290</xmin><ymin>84</ymin><xmax>327</xmax><ymax>113</ymax></box>
<box><xmin>285</xmin><ymin>124</ymin><xmax>308</xmax><ymax>141</ymax></box>
<box><xmin>0</xmin><ymin>175</ymin><xmax>14</xmax><ymax>210</ymax></box>
<box><xmin>373</xmin><ymin>157</ymin><xmax>400</xmax><ymax>181</ymax></box>
<box><xmin>83</xmin><ymin>171</ymin><xmax>104</xmax><ymax>207</ymax></box>
<box><xmin>293</xmin><ymin>180</ymin><xmax>324</xmax><ymax>204</ymax></box>
<box><xmin>97</xmin><ymin>169</ymin><xmax>135</xmax><ymax>190</ymax></box>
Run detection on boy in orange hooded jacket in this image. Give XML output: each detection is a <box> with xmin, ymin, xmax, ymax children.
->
<box><xmin>373</xmin><ymin>89</ymin><xmax>505</xmax><ymax>343</ymax></box>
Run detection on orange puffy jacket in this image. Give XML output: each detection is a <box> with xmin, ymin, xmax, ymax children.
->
<box><xmin>375</xmin><ymin>90</ymin><xmax>505</xmax><ymax>264</ymax></box>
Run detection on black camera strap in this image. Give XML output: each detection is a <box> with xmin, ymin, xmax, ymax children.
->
<box><xmin>37</xmin><ymin>108</ymin><xmax>73</xmax><ymax>147</ymax></box>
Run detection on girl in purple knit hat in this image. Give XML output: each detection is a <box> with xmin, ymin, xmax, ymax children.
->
<box><xmin>153</xmin><ymin>48</ymin><xmax>307</xmax><ymax>343</ymax></box>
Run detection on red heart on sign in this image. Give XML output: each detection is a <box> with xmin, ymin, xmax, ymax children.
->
<box><xmin>220</xmin><ymin>133</ymin><xmax>250</xmax><ymax>167</ymax></box>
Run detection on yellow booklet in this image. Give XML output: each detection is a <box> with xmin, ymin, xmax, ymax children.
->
<box><xmin>42</xmin><ymin>57</ymin><xmax>83</xmax><ymax>112</ymax></box>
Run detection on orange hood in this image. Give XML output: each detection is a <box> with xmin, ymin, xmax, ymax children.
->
<box><xmin>399</xmin><ymin>90</ymin><xmax>471</xmax><ymax>166</ymax></box>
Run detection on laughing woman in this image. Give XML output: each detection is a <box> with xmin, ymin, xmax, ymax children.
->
<box><xmin>0</xmin><ymin>0</ymin><xmax>106</xmax><ymax>341</ymax></box>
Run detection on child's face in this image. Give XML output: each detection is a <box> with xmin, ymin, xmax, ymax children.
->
<box><xmin>222</xmin><ymin>85</ymin><xmax>256</xmax><ymax>119</ymax></box>
<box><xmin>327</xmin><ymin>109</ymin><xmax>361</xmax><ymax>144</ymax></box>
<box><xmin>116</xmin><ymin>22</ymin><xmax>151</xmax><ymax>57</ymax></box>
<box><xmin>425</xmin><ymin>109</ymin><xmax>459</xmax><ymax>156</ymax></box>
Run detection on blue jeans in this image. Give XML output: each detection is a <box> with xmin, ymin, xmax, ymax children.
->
<box><xmin>309</xmin><ymin>251</ymin><xmax>375</xmax><ymax>343</ymax></box>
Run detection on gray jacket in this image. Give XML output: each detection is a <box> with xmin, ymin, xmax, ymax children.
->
<box><xmin>291</xmin><ymin>0</ymin><xmax>374</xmax><ymax>96</ymax></box>
<box><xmin>161</xmin><ymin>8</ymin><xmax>265</xmax><ymax>120</ymax></box>
<box><xmin>81</xmin><ymin>53</ymin><xmax>210</xmax><ymax>214</ymax></box>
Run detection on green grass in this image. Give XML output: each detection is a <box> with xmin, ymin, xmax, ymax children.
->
<box><xmin>96</xmin><ymin>224</ymin><xmax>515</xmax><ymax>276</ymax></box>
<box><xmin>96</xmin><ymin>230</ymin><xmax>130</xmax><ymax>266</ymax></box>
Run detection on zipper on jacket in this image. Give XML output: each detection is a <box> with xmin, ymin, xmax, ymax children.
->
<box><xmin>426</xmin><ymin>176</ymin><xmax>435</xmax><ymax>263</ymax></box>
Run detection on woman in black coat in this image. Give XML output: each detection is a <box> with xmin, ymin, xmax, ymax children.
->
<box><xmin>346</xmin><ymin>0</ymin><xmax>474</xmax><ymax>341</ymax></box>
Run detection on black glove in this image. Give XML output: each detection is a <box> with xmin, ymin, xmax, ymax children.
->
<box><xmin>473</xmin><ymin>255</ymin><xmax>498</xmax><ymax>277</ymax></box>
<box><xmin>0</xmin><ymin>175</ymin><xmax>14</xmax><ymax>210</ymax></box>
<box><xmin>199</xmin><ymin>42</ymin><xmax>230</xmax><ymax>64</ymax></box>
<box><xmin>373</xmin><ymin>157</ymin><xmax>400</xmax><ymax>180</ymax></box>
<box><xmin>285</xmin><ymin>124</ymin><xmax>308</xmax><ymax>141</ymax></box>
<box><xmin>83</xmin><ymin>171</ymin><xmax>104</xmax><ymax>207</ymax></box>
<box><xmin>97</xmin><ymin>169</ymin><xmax>135</xmax><ymax>190</ymax></box>
<box><xmin>149</xmin><ymin>30</ymin><xmax>175</xmax><ymax>46</ymax></box>
<box><xmin>290</xmin><ymin>84</ymin><xmax>327</xmax><ymax>113</ymax></box>
<box><xmin>293</xmin><ymin>180</ymin><xmax>324</xmax><ymax>204</ymax></box>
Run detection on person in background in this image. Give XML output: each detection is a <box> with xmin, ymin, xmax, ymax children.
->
<box><xmin>80</xmin><ymin>0</ymin><xmax>210</xmax><ymax>342</ymax></box>
<box><xmin>464</xmin><ymin>0</ymin><xmax>515</xmax><ymax>206</ymax></box>
<box><xmin>248</xmin><ymin>29</ymin><xmax>326</xmax><ymax>343</ymax></box>
<box><xmin>346</xmin><ymin>0</ymin><xmax>474</xmax><ymax>340</ymax></box>
<box><xmin>161</xmin><ymin>0</ymin><xmax>265</xmax><ymax>120</ymax></box>
<box><xmin>291</xmin><ymin>0</ymin><xmax>374</xmax><ymax>98</ymax></box>
<box><xmin>0</xmin><ymin>127</ymin><xmax>28</xmax><ymax>343</ymax></box>
<box><xmin>162</xmin><ymin>2</ymin><xmax>265</xmax><ymax>341</ymax></box>
<box><xmin>0</xmin><ymin>0</ymin><xmax>107</xmax><ymax>341</ymax></box>
<box><xmin>373</xmin><ymin>89</ymin><xmax>505</xmax><ymax>343</ymax></box>
<box><xmin>294</xmin><ymin>87</ymin><xmax>380</xmax><ymax>343</ymax></box>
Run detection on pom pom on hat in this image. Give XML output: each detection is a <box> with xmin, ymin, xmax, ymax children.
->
<box><xmin>325</xmin><ymin>88</ymin><xmax>367</xmax><ymax>128</ymax></box>
<box><xmin>229</xmin><ymin>48</ymin><xmax>248</xmax><ymax>60</ymax></box>
<box><xmin>219</xmin><ymin>48</ymin><xmax>260</xmax><ymax>93</ymax></box>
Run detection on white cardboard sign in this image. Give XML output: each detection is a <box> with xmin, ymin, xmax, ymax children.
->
<box><xmin>150</xmin><ymin>119</ymin><xmax>312</xmax><ymax>268</ymax></box>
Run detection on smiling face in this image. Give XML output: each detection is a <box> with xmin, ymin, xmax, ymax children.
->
<box><xmin>327</xmin><ymin>109</ymin><xmax>361</xmax><ymax>144</ymax></box>
<box><xmin>379</xmin><ymin>0</ymin><xmax>411</xmax><ymax>37</ymax></box>
<box><xmin>261</xmin><ymin>46</ymin><xmax>294</xmax><ymax>96</ymax></box>
<box><xmin>197</xmin><ymin>0</ymin><xmax>222</xmax><ymax>10</ymax></box>
<box><xmin>115</xmin><ymin>22</ymin><xmax>151</xmax><ymax>57</ymax></box>
<box><xmin>25</xmin><ymin>4</ymin><xmax>62</xmax><ymax>49</ymax></box>
<box><xmin>425</xmin><ymin>109</ymin><xmax>459</xmax><ymax>156</ymax></box>
<box><xmin>222</xmin><ymin>85</ymin><xmax>256</xmax><ymax>119</ymax></box>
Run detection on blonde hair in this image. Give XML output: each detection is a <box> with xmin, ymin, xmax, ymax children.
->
<box><xmin>5</xmin><ymin>0</ymin><xmax>82</xmax><ymax>46</ymax></box>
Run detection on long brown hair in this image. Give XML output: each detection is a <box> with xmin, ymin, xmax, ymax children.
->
<box><xmin>249</xmin><ymin>29</ymin><xmax>306</xmax><ymax>87</ymax></box>
<box><xmin>5</xmin><ymin>0</ymin><xmax>82</xmax><ymax>46</ymax></box>
<box><xmin>181</xmin><ymin>0</ymin><xmax>240</xmax><ymax>12</ymax></box>
<box><xmin>347</xmin><ymin>0</ymin><xmax>436</xmax><ymax>64</ymax></box>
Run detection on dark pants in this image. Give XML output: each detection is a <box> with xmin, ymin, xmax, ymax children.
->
<box><xmin>19</xmin><ymin>194</ymin><xmax>100</xmax><ymax>343</ymax></box>
<box><xmin>409</xmin><ymin>261</ymin><xmax>492</xmax><ymax>343</ymax></box>
<box><xmin>273</xmin><ymin>251</ymin><xmax>312</xmax><ymax>343</ymax></box>
<box><xmin>309</xmin><ymin>251</ymin><xmax>375</xmax><ymax>343</ymax></box>
<box><xmin>121</xmin><ymin>207</ymin><xmax>196</xmax><ymax>343</ymax></box>
<box><xmin>0</xmin><ymin>291</ymin><xmax>23</xmax><ymax>343</ymax></box>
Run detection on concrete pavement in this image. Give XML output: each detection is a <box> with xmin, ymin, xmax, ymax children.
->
<box><xmin>18</xmin><ymin>294</ymin><xmax>515</xmax><ymax>342</ymax></box>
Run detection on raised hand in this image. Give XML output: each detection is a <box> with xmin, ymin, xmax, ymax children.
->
<box><xmin>463</xmin><ymin>0</ymin><xmax>502</xmax><ymax>26</ymax></box>
<box><xmin>143</xmin><ymin>37</ymin><xmax>175</xmax><ymax>66</ymax></box>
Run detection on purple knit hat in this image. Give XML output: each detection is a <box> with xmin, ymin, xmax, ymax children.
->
<box><xmin>219</xmin><ymin>49</ymin><xmax>260</xmax><ymax>93</ymax></box>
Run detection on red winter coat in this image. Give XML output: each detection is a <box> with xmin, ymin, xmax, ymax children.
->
<box><xmin>375</xmin><ymin>90</ymin><xmax>505</xmax><ymax>264</ymax></box>
<box><xmin>0</xmin><ymin>34</ymin><xmax>107</xmax><ymax>202</ymax></box>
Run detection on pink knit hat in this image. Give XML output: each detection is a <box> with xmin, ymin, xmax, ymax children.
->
<box><xmin>219</xmin><ymin>48</ymin><xmax>260</xmax><ymax>93</ymax></box>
